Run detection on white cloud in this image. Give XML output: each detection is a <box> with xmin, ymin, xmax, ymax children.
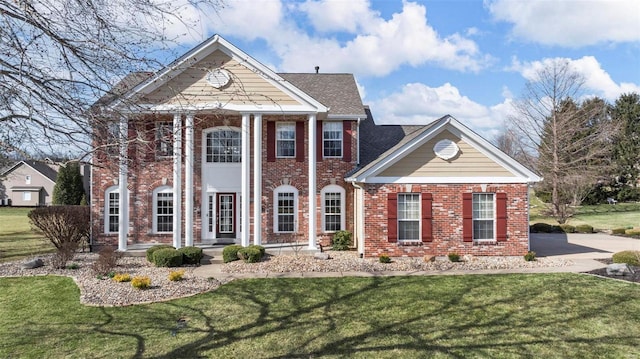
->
<box><xmin>370</xmin><ymin>82</ymin><xmax>510</xmax><ymax>138</ymax></box>
<box><xmin>297</xmin><ymin>0</ymin><xmax>381</xmax><ymax>33</ymax></box>
<box><xmin>509</xmin><ymin>56</ymin><xmax>640</xmax><ymax>101</ymax></box>
<box><xmin>487</xmin><ymin>0</ymin><xmax>640</xmax><ymax>47</ymax></box>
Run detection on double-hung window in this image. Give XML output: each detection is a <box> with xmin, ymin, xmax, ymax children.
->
<box><xmin>473</xmin><ymin>193</ymin><xmax>495</xmax><ymax>241</ymax></box>
<box><xmin>156</xmin><ymin>122</ymin><xmax>174</xmax><ymax>158</ymax></box>
<box><xmin>323</xmin><ymin>122</ymin><xmax>342</xmax><ymax>158</ymax></box>
<box><xmin>274</xmin><ymin>185</ymin><xmax>297</xmax><ymax>233</ymax></box>
<box><xmin>398</xmin><ymin>193</ymin><xmax>420</xmax><ymax>241</ymax></box>
<box><xmin>276</xmin><ymin>123</ymin><xmax>295</xmax><ymax>158</ymax></box>
<box><xmin>154</xmin><ymin>187</ymin><xmax>173</xmax><ymax>233</ymax></box>
<box><xmin>206</xmin><ymin>129</ymin><xmax>241</xmax><ymax>163</ymax></box>
<box><xmin>107</xmin><ymin>191</ymin><xmax>119</xmax><ymax>233</ymax></box>
<box><xmin>322</xmin><ymin>185</ymin><xmax>345</xmax><ymax>232</ymax></box>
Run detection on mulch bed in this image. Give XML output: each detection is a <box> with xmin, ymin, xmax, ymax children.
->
<box><xmin>584</xmin><ymin>259</ymin><xmax>640</xmax><ymax>284</ymax></box>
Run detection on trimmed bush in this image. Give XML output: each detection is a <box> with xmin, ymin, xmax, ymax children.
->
<box><xmin>448</xmin><ymin>253</ymin><xmax>461</xmax><ymax>262</ymax></box>
<box><xmin>222</xmin><ymin>244</ymin><xmax>243</xmax><ymax>263</ymax></box>
<box><xmin>575</xmin><ymin>224</ymin><xmax>594</xmax><ymax>233</ymax></box>
<box><xmin>612</xmin><ymin>250</ymin><xmax>640</xmax><ymax>266</ymax></box>
<box><xmin>28</xmin><ymin>205</ymin><xmax>90</xmax><ymax>251</ymax></box>
<box><xmin>131</xmin><ymin>276</ymin><xmax>151</xmax><ymax>290</ymax></box>
<box><xmin>379</xmin><ymin>254</ymin><xmax>391</xmax><ymax>263</ymax></box>
<box><xmin>238</xmin><ymin>246</ymin><xmax>264</xmax><ymax>263</ymax></box>
<box><xmin>625</xmin><ymin>228</ymin><xmax>640</xmax><ymax>236</ymax></box>
<box><xmin>332</xmin><ymin>230</ymin><xmax>352</xmax><ymax>251</ymax></box>
<box><xmin>178</xmin><ymin>246</ymin><xmax>203</xmax><ymax>265</ymax></box>
<box><xmin>612</xmin><ymin>228</ymin><xmax>627</xmax><ymax>235</ymax></box>
<box><xmin>530</xmin><ymin>223</ymin><xmax>561</xmax><ymax>233</ymax></box>
<box><xmin>152</xmin><ymin>248</ymin><xmax>183</xmax><ymax>267</ymax></box>
<box><xmin>113</xmin><ymin>273</ymin><xmax>131</xmax><ymax>282</ymax></box>
<box><xmin>559</xmin><ymin>224</ymin><xmax>575</xmax><ymax>233</ymax></box>
<box><xmin>146</xmin><ymin>245</ymin><xmax>175</xmax><ymax>263</ymax></box>
<box><xmin>524</xmin><ymin>251</ymin><xmax>537</xmax><ymax>262</ymax></box>
<box><xmin>168</xmin><ymin>269</ymin><xmax>185</xmax><ymax>281</ymax></box>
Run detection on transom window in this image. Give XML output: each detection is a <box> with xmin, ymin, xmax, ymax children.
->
<box><xmin>398</xmin><ymin>193</ymin><xmax>420</xmax><ymax>241</ymax></box>
<box><xmin>206</xmin><ymin>130</ymin><xmax>241</xmax><ymax>163</ymax></box>
<box><xmin>156</xmin><ymin>122</ymin><xmax>174</xmax><ymax>157</ymax></box>
<box><xmin>473</xmin><ymin>193</ymin><xmax>495</xmax><ymax>241</ymax></box>
<box><xmin>323</xmin><ymin>122</ymin><xmax>342</xmax><ymax>158</ymax></box>
<box><xmin>154</xmin><ymin>187</ymin><xmax>173</xmax><ymax>233</ymax></box>
<box><xmin>276</xmin><ymin>123</ymin><xmax>295</xmax><ymax>158</ymax></box>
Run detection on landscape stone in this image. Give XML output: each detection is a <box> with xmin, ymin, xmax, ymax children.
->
<box><xmin>606</xmin><ymin>263</ymin><xmax>634</xmax><ymax>276</ymax></box>
<box><xmin>314</xmin><ymin>252</ymin><xmax>330</xmax><ymax>260</ymax></box>
<box><xmin>21</xmin><ymin>258</ymin><xmax>44</xmax><ymax>269</ymax></box>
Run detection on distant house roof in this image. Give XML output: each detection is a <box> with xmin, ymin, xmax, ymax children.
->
<box><xmin>279</xmin><ymin>73</ymin><xmax>366</xmax><ymax>118</ymax></box>
<box><xmin>1</xmin><ymin>160</ymin><xmax>58</xmax><ymax>183</ymax></box>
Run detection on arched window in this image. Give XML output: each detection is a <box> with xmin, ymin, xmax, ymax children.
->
<box><xmin>104</xmin><ymin>186</ymin><xmax>120</xmax><ymax>234</ymax></box>
<box><xmin>273</xmin><ymin>185</ymin><xmax>298</xmax><ymax>233</ymax></box>
<box><xmin>153</xmin><ymin>186</ymin><xmax>173</xmax><ymax>233</ymax></box>
<box><xmin>321</xmin><ymin>185</ymin><xmax>346</xmax><ymax>232</ymax></box>
<box><xmin>205</xmin><ymin>128</ymin><xmax>241</xmax><ymax>163</ymax></box>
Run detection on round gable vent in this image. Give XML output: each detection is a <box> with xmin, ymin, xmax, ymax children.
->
<box><xmin>205</xmin><ymin>68</ymin><xmax>231</xmax><ymax>88</ymax></box>
<box><xmin>433</xmin><ymin>139</ymin><xmax>459</xmax><ymax>160</ymax></box>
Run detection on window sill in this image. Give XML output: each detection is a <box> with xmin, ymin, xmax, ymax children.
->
<box><xmin>473</xmin><ymin>240</ymin><xmax>497</xmax><ymax>245</ymax></box>
<box><xmin>398</xmin><ymin>240</ymin><xmax>423</xmax><ymax>246</ymax></box>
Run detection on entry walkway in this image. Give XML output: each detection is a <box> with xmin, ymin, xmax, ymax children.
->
<box><xmin>192</xmin><ymin>233</ymin><xmax>639</xmax><ymax>280</ymax></box>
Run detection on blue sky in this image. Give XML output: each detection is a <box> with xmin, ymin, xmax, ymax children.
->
<box><xmin>162</xmin><ymin>0</ymin><xmax>639</xmax><ymax>139</ymax></box>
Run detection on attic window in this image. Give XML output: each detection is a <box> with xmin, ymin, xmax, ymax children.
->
<box><xmin>433</xmin><ymin>139</ymin><xmax>459</xmax><ymax>160</ymax></box>
<box><xmin>205</xmin><ymin>68</ymin><xmax>231</xmax><ymax>88</ymax></box>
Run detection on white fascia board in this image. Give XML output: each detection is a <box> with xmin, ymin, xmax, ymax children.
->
<box><xmin>129</xmin><ymin>102</ymin><xmax>322</xmax><ymax>114</ymax></box>
<box><xmin>363</xmin><ymin>176</ymin><xmax>534</xmax><ymax>184</ymax></box>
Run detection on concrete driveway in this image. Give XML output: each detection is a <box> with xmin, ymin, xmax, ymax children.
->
<box><xmin>531</xmin><ymin>233</ymin><xmax>640</xmax><ymax>259</ymax></box>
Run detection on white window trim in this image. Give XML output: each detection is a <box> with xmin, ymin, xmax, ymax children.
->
<box><xmin>104</xmin><ymin>186</ymin><xmax>120</xmax><ymax>234</ymax></box>
<box><xmin>25</xmin><ymin>175</ymin><xmax>31</xmax><ymax>185</ymax></box>
<box><xmin>273</xmin><ymin>185</ymin><xmax>298</xmax><ymax>233</ymax></box>
<box><xmin>398</xmin><ymin>193</ymin><xmax>421</xmax><ymax>242</ymax></box>
<box><xmin>321</xmin><ymin>184</ymin><xmax>345</xmax><ymax>233</ymax></box>
<box><xmin>23</xmin><ymin>191</ymin><xmax>32</xmax><ymax>201</ymax></box>
<box><xmin>153</xmin><ymin>185</ymin><xmax>174</xmax><ymax>234</ymax></box>
<box><xmin>204</xmin><ymin>127</ymin><xmax>242</xmax><ymax>164</ymax></box>
<box><xmin>472</xmin><ymin>193</ymin><xmax>496</xmax><ymax>242</ymax></box>
<box><xmin>276</xmin><ymin>122</ymin><xmax>296</xmax><ymax>158</ymax></box>
<box><xmin>322</xmin><ymin>121</ymin><xmax>343</xmax><ymax>158</ymax></box>
<box><xmin>156</xmin><ymin>121</ymin><xmax>174</xmax><ymax>159</ymax></box>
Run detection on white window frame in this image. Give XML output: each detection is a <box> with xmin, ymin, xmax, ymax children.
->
<box><xmin>322</xmin><ymin>121</ymin><xmax>343</xmax><ymax>158</ymax></box>
<box><xmin>321</xmin><ymin>185</ymin><xmax>345</xmax><ymax>233</ymax></box>
<box><xmin>156</xmin><ymin>121</ymin><xmax>174</xmax><ymax>158</ymax></box>
<box><xmin>106</xmin><ymin>121</ymin><xmax>120</xmax><ymax>157</ymax></box>
<box><xmin>273</xmin><ymin>185</ymin><xmax>298</xmax><ymax>233</ymax></box>
<box><xmin>25</xmin><ymin>175</ymin><xmax>31</xmax><ymax>185</ymax></box>
<box><xmin>104</xmin><ymin>186</ymin><xmax>120</xmax><ymax>234</ymax></box>
<box><xmin>276</xmin><ymin>123</ymin><xmax>296</xmax><ymax>158</ymax></box>
<box><xmin>472</xmin><ymin>193</ymin><xmax>496</xmax><ymax>242</ymax></box>
<box><xmin>23</xmin><ymin>191</ymin><xmax>32</xmax><ymax>202</ymax></box>
<box><xmin>153</xmin><ymin>186</ymin><xmax>173</xmax><ymax>233</ymax></box>
<box><xmin>398</xmin><ymin>193</ymin><xmax>421</xmax><ymax>241</ymax></box>
<box><xmin>205</xmin><ymin>128</ymin><xmax>242</xmax><ymax>163</ymax></box>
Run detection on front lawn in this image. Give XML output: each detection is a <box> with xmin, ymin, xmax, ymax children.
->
<box><xmin>530</xmin><ymin>196</ymin><xmax>640</xmax><ymax>230</ymax></box>
<box><xmin>0</xmin><ymin>274</ymin><xmax>638</xmax><ymax>358</ymax></box>
<box><xmin>0</xmin><ymin>207</ymin><xmax>54</xmax><ymax>262</ymax></box>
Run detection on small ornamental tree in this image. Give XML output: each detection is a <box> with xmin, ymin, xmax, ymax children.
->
<box><xmin>52</xmin><ymin>162</ymin><xmax>85</xmax><ymax>205</ymax></box>
<box><xmin>28</xmin><ymin>206</ymin><xmax>90</xmax><ymax>250</ymax></box>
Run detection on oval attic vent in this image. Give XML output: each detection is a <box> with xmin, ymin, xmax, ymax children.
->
<box><xmin>433</xmin><ymin>139</ymin><xmax>459</xmax><ymax>160</ymax></box>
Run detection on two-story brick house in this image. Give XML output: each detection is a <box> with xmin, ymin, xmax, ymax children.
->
<box><xmin>91</xmin><ymin>35</ymin><xmax>540</xmax><ymax>258</ymax></box>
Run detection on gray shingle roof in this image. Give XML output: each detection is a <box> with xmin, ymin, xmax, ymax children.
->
<box><xmin>279</xmin><ymin>73</ymin><xmax>366</xmax><ymax>117</ymax></box>
<box><xmin>1</xmin><ymin>160</ymin><xmax>58</xmax><ymax>182</ymax></box>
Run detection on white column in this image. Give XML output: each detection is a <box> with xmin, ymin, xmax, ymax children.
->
<box><xmin>241</xmin><ymin>113</ymin><xmax>251</xmax><ymax>247</ymax></box>
<box><xmin>117</xmin><ymin>116</ymin><xmax>128</xmax><ymax>251</ymax></box>
<box><xmin>172</xmin><ymin>113</ymin><xmax>182</xmax><ymax>249</ymax></box>
<box><xmin>307</xmin><ymin>113</ymin><xmax>317</xmax><ymax>249</ymax></box>
<box><xmin>184</xmin><ymin>113</ymin><xmax>194</xmax><ymax>247</ymax></box>
<box><xmin>253</xmin><ymin>114</ymin><xmax>262</xmax><ymax>245</ymax></box>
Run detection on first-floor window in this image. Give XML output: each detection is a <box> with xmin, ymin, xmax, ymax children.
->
<box><xmin>154</xmin><ymin>187</ymin><xmax>173</xmax><ymax>233</ymax></box>
<box><xmin>107</xmin><ymin>190</ymin><xmax>119</xmax><ymax>233</ymax></box>
<box><xmin>322</xmin><ymin>185</ymin><xmax>345</xmax><ymax>232</ymax></box>
<box><xmin>274</xmin><ymin>185</ymin><xmax>297</xmax><ymax>232</ymax></box>
<box><xmin>23</xmin><ymin>192</ymin><xmax>31</xmax><ymax>201</ymax></box>
<box><xmin>398</xmin><ymin>193</ymin><xmax>420</xmax><ymax>240</ymax></box>
<box><xmin>473</xmin><ymin>193</ymin><xmax>495</xmax><ymax>240</ymax></box>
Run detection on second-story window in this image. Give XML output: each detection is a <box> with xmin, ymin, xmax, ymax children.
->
<box><xmin>206</xmin><ymin>129</ymin><xmax>241</xmax><ymax>163</ymax></box>
<box><xmin>276</xmin><ymin>123</ymin><xmax>295</xmax><ymax>158</ymax></box>
<box><xmin>323</xmin><ymin>121</ymin><xmax>342</xmax><ymax>158</ymax></box>
<box><xmin>156</xmin><ymin>122</ymin><xmax>173</xmax><ymax>158</ymax></box>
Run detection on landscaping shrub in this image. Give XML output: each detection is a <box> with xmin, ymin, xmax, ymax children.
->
<box><xmin>131</xmin><ymin>276</ymin><xmax>151</xmax><ymax>290</ymax></box>
<box><xmin>28</xmin><ymin>206</ymin><xmax>89</xmax><ymax>250</ymax></box>
<box><xmin>534</xmin><ymin>190</ymin><xmax>552</xmax><ymax>203</ymax></box>
<box><xmin>238</xmin><ymin>246</ymin><xmax>264</xmax><ymax>263</ymax></box>
<box><xmin>178</xmin><ymin>246</ymin><xmax>203</xmax><ymax>265</ymax></box>
<box><xmin>168</xmin><ymin>269</ymin><xmax>185</xmax><ymax>281</ymax></box>
<box><xmin>146</xmin><ymin>244</ymin><xmax>175</xmax><ymax>263</ymax></box>
<box><xmin>66</xmin><ymin>263</ymin><xmax>80</xmax><ymax>270</ymax></box>
<box><xmin>612</xmin><ymin>250</ymin><xmax>640</xmax><ymax>266</ymax></box>
<box><xmin>448</xmin><ymin>253</ymin><xmax>461</xmax><ymax>262</ymax></box>
<box><xmin>222</xmin><ymin>244</ymin><xmax>243</xmax><ymax>263</ymax></box>
<box><xmin>113</xmin><ymin>273</ymin><xmax>131</xmax><ymax>282</ymax></box>
<box><xmin>612</xmin><ymin>228</ymin><xmax>627</xmax><ymax>235</ymax></box>
<box><xmin>617</xmin><ymin>187</ymin><xmax>640</xmax><ymax>202</ymax></box>
<box><xmin>530</xmin><ymin>223</ymin><xmax>561</xmax><ymax>233</ymax></box>
<box><xmin>624</xmin><ymin>228</ymin><xmax>640</xmax><ymax>236</ymax></box>
<box><xmin>575</xmin><ymin>224</ymin><xmax>594</xmax><ymax>233</ymax></box>
<box><xmin>49</xmin><ymin>241</ymin><xmax>79</xmax><ymax>269</ymax></box>
<box><xmin>152</xmin><ymin>248</ymin><xmax>183</xmax><ymax>267</ymax></box>
<box><xmin>379</xmin><ymin>254</ymin><xmax>391</xmax><ymax>263</ymax></box>
<box><xmin>524</xmin><ymin>251</ymin><xmax>537</xmax><ymax>261</ymax></box>
<box><xmin>559</xmin><ymin>224</ymin><xmax>575</xmax><ymax>233</ymax></box>
<box><xmin>91</xmin><ymin>246</ymin><xmax>122</xmax><ymax>276</ymax></box>
<box><xmin>332</xmin><ymin>230</ymin><xmax>352</xmax><ymax>251</ymax></box>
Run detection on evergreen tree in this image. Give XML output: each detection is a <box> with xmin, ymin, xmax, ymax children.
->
<box><xmin>52</xmin><ymin>162</ymin><xmax>85</xmax><ymax>205</ymax></box>
<box><xmin>612</xmin><ymin>93</ymin><xmax>640</xmax><ymax>190</ymax></box>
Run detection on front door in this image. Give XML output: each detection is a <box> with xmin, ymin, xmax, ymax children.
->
<box><xmin>216</xmin><ymin>193</ymin><xmax>236</xmax><ymax>239</ymax></box>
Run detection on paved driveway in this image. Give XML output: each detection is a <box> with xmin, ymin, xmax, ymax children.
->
<box><xmin>531</xmin><ymin>233</ymin><xmax>640</xmax><ymax>259</ymax></box>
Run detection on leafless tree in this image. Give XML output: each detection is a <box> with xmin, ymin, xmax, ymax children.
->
<box><xmin>0</xmin><ymin>0</ymin><xmax>222</xmax><ymax>159</ymax></box>
<box><xmin>508</xmin><ymin>60</ymin><xmax>617</xmax><ymax>223</ymax></box>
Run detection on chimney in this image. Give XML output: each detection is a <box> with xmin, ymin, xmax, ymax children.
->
<box><xmin>315</xmin><ymin>66</ymin><xmax>319</xmax><ymax>74</ymax></box>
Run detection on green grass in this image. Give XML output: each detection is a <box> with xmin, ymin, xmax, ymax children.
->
<box><xmin>530</xmin><ymin>197</ymin><xmax>640</xmax><ymax>230</ymax></box>
<box><xmin>0</xmin><ymin>274</ymin><xmax>638</xmax><ymax>358</ymax></box>
<box><xmin>0</xmin><ymin>207</ymin><xmax>54</xmax><ymax>262</ymax></box>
